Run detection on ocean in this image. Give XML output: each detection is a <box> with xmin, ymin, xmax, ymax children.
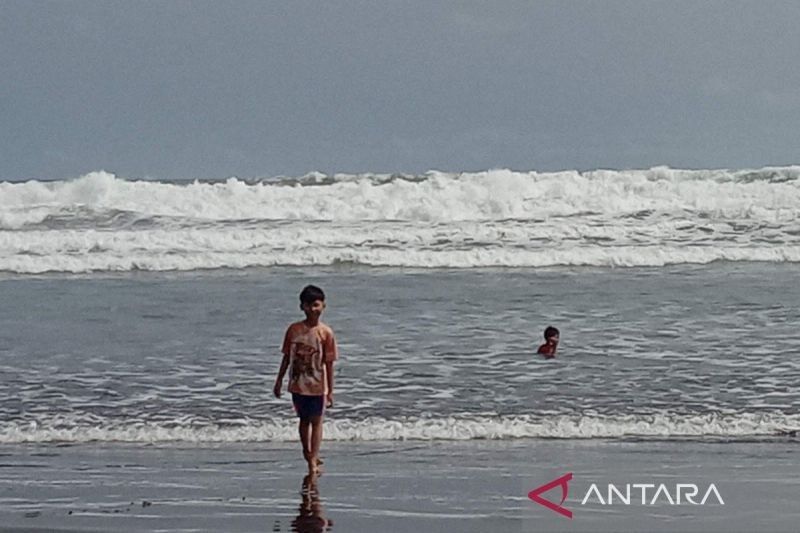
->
<box><xmin>1</xmin><ymin>167</ymin><xmax>799</xmax><ymax>530</ymax></box>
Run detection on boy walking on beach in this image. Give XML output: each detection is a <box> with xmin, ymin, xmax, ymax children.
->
<box><xmin>274</xmin><ymin>285</ymin><xmax>338</xmax><ymax>475</ymax></box>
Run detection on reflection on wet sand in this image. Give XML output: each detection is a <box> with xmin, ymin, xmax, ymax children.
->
<box><xmin>291</xmin><ymin>474</ymin><xmax>332</xmax><ymax>533</ymax></box>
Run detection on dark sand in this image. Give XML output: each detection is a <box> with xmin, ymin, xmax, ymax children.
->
<box><xmin>1</xmin><ymin>438</ymin><xmax>798</xmax><ymax>532</ymax></box>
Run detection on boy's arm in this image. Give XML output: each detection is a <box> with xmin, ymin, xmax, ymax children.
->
<box><xmin>325</xmin><ymin>360</ymin><xmax>334</xmax><ymax>407</ymax></box>
<box><xmin>274</xmin><ymin>326</ymin><xmax>293</xmax><ymax>398</ymax></box>
<box><xmin>324</xmin><ymin>328</ymin><xmax>338</xmax><ymax>407</ymax></box>
<box><xmin>273</xmin><ymin>352</ymin><xmax>290</xmax><ymax>398</ymax></box>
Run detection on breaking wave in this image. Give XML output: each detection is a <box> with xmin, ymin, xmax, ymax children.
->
<box><xmin>2</xmin><ymin>412</ymin><xmax>797</xmax><ymax>444</ymax></box>
<box><xmin>2</xmin><ymin>167</ymin><xmax>799</xmax><ymax>272</ymax></box>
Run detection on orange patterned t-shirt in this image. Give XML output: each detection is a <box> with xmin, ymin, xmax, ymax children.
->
<box><xmin>282</xmin><ymin>321</ymin><xmax>338</xmax><ymax>396</ymax></box>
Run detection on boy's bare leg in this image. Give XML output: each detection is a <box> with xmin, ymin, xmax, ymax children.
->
<box><xmin>298</xmin><ymin>419</ymin><xmax>312</xmax><ymax>464</ymax></box>
<box><xmin>308</xmin><ymin>415</ymin><xmax>323</xmax><ymax>474</ymax></box>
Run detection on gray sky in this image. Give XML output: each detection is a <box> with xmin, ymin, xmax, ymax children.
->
<box><xmin>2</xmin><ymin>1</ymin><xmax>800</xmax><ymax>181</ymax></box>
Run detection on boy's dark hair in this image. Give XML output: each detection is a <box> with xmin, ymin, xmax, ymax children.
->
<box><xmin>544</xmin><ymin>326</ymin><xmax>559</xmax><ymax>339</ymax></box>
<box><xmin>299</xmin><ymin>284</ymin><xmax>325</xmax><ymax>304</ymax></box>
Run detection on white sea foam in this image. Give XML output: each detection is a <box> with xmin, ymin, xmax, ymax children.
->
<box><xmin>1</xmin><ymin>168</ymin><xmax>799</xmax><ymax>272</ymax></box>
<box><xmin>1</xmin><ymin>412</ymin><xmax>796</xmax><ymax>444</ymax></box>
<box><xmin>3</xmin><ymin>168</ymin><xmax>800</xmax><ymax>223</ymax></box>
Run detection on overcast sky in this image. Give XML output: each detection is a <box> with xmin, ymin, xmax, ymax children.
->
<box><xmin>2</xmin><ymin>1</ymin><xmax>799</xmax><ymax>181</ymax></box>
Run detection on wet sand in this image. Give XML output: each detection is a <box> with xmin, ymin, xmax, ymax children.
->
<box><xmin>0</xmin><ymin>438</ymin><xmax>798</xmax><ymax>532</ymax></box>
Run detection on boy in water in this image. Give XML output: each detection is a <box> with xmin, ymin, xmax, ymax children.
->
<box><xmin>274</xmin><ymin>285</ymin><xmax>338</xmax><ymax>475</ymax></box>
<box><xmin>537</xmin><ymin>326</ymin><xmax>559</xmax><ymax>359</ymax></box>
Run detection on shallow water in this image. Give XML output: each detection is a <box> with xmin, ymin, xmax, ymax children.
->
<box><xmin>1</xmin><ymin>263</ymin><xmax>798</xmax><ymax>443</ymax></box>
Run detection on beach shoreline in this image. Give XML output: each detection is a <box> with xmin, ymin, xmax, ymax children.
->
<box><xmin>1</xmin><ymin>437</ymin><xmax>798</xmax><ymax>532</ymax></box>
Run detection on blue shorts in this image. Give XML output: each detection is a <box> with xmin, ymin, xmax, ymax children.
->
<box><xmin>292</xmin><ymin>393</ymin><xmax>324</xmax><ymax>419</ymax></box>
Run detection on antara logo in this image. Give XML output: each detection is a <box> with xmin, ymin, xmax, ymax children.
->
<box><xmin>528</xmin><ymin>472</ymin><xmax>573</xmax><ymax>518</ymax></box>
<box><xmin>528</xmin><ymin>474</ymin><xmax>724</xmax><ymax>519</ymax></box>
